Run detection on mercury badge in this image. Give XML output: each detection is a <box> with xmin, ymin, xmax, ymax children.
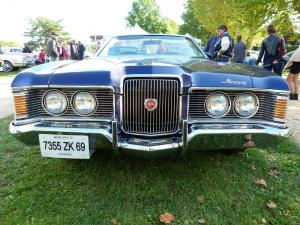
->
<box><xmin>144</xmin><ymin>99</ymin><xmax>158</xmax><ymax>111</ymax></box>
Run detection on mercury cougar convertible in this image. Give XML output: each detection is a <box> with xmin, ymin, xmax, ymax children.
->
<box><xmin>9</xmin><ymin>34</ymin><xmax>289</xmax><ymax>159</ymax></box>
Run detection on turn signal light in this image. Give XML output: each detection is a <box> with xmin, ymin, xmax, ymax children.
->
<box><xmin>274</xmin><ymin>98</ymin><xmax>287</xmax><ymax>120</ymax></box>
<box><xmin>14</xmin><ymin>95</ymin><xmax>28</xmax><ymax>117</ymax></box>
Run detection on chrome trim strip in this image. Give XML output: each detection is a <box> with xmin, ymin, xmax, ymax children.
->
<box><xmin>189</xmin><ymin>87</ymin><xmax>289</xmax><ymax>95</ymax></box>
<box><xmin>189</xmin><ymin>124</ymin><xmax>289</xmax><ymax>139</ymax></box>
<box><xmin>13</xmin><ymin>116</ymin><xmax>113</xmax><ymax>126</ymax></box>
<box><xmin>188</xmin><ymin>119</ymin><xmax>287</xmax><ymax>129</ymax></box>
<box><xmin>12</xmin><ymin>86</ymin><xmax>115</xmax><ymax>91</ymax></box>
<box><xmin>112</xmin><ymin>120</ymin><xmax>118</xmax><ymax>149</ymax></box>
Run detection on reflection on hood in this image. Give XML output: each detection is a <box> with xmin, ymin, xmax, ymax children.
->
<box><xmin>99</xmin><ymin>55</ymin><xmax>276</xmax><ymax>77</ymax></box>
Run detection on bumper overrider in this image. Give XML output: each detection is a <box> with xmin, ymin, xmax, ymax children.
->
<box><xmin>9</xmin><ymin>119</ymin><xmax>289</xmax><ymax>155</ymax></box>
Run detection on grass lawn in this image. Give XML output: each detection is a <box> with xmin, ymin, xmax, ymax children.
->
<box><xmin>0</xmin><ymin>71</ymin><xmax>18</xmax><ymax>78</ymax></box>
<box><xmin>0</xmin><ymin>116</ymin><xmax>299</xmax><ymax>225</ymax></box>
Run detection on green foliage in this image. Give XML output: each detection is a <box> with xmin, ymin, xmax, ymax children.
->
<box><xmin>183</xmin><ymin>0</ymin><xmax>300</xmax><ymax>48</ymax></box>
<box><xmin>24</xmin><ymin>17</ymin><xmax>71</xmax><ymax>50</ymax></box>
<box><xmin>0</xmin><ymin>40</ymin><xmax>21</xmax><ymax>48</ymax></box>
<box><xmin>164</xmin><ymin>18</ymin><xmax>180</xmax><ymax>34</ymax></box>
<box><xmin>126</xmin><ymin>0</ymin><xmax>167</xmax><ymax>33</ymax></box>
<box><xmin>179</xmin><ymin>6</ymin><xmax>211</xmax><ymax>43</ymax></box>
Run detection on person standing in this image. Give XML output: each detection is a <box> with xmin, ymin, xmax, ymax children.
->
<box><xmin>285</xmin><ymin>36</ymin><xmax>300</xmax><ymax>100</ymax></box>
<box><xmin>38</xmin><ymin>49</ymin><xmax>46</xmax><ymax>64</ymax></box>
<box><xmin>256</xmin><ymin>24</ymin><xmax>286</xmax><ymax>75</ymax></box>
<box><xmin>57</xmin><ymin>42</ymin><xmax>67</xmax><ymax>60</ymax></box>
<box><xmin>69</xmin><ymin>40</ymin><xmax>78</xmax><ymax>60</ymax></box>
<box><xmin>232</xmin><ymin>35</ymin><xmax>247</xmax><ymax>63</ymax></box>
<box><xmin>204</xmin><ymin>33</ymin><xmax>218</xmax><ymax>60</ymax></box>
<box><xmin>78</xmin><ymin>41</ymin><xmax>86</xmax><ymax>60</ymax></box>
<box><xmin>23</xmin><ymin>45</ymin><xmax>32</xmax><ymax>53</ymax></box>
<box><xmin>46</xmin><ymin>32</ymin><xmax>59</xmax><ymax>62</ymax></box>
<box><xmin>213</xmin><ymin>24</ymin><xmax>234</xmax><ymax>62</ymax></box>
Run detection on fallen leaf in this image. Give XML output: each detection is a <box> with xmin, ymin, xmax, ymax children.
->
<box><xmin>160</xmin><ymin>212</ymin><xmax>175</xmax><ymax>224</ymax></box>
<box><xmin>267</xmin><ymin>169</ymin><xmax>280</xmax><ymax>177</ymax></box>
<box><xmin>266</xmin><ymin>201</ymin><xmax>277</xmax><ymax>209</ymax></box>
<box><xmin>261</xmin><ymin>218</ymin><xmax>267</xmax><ymax>224</ymax></box>
<box><xmin>198</xmin><ymin>218</ymin><xmax>206</xmax><ymax>224</ymax></box>
<box><xmin>255</xmin><ymin>178</ymin><xmax>267</xmax><ymax>188</ymax></box>
<box><xmin>196</xmin><ymin>195</ymin><xmax>205</xmax><ymax>203</ymax></box>
<box><xmin>111</xmin><ymin>218</ymin><xmax>118</xmax><ymax>225</ymax></box>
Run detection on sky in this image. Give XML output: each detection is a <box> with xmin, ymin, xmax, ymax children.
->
<box><xmin>0</xmin><ymin>0</ymin><xmax>185</xmax><ymax>44</ymax></box>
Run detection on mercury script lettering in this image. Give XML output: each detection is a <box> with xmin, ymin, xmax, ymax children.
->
<box><xmin>221</xmin><ymin>78</ymin><xmax>247</xmax><ymax>86</ymax></box>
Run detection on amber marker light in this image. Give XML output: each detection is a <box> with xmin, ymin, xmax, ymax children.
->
<box><xmin>13</xmin><ymin>95</ymin><xmax>28</xmax><ymax>117</ymax></box>
<box><xmin>274</xmin><ymin>97</ymin><xmax>287</xmax><ymax>120</ymax></box>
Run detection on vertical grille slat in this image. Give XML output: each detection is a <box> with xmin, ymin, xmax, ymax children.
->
<box><xmin>122</xmin><ymin>78</ymin><xmax>180</xmax><ymax>135</ymax></box>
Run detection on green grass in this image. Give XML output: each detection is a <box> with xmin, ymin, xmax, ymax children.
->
<box><xmin>0</xmin><ymin>71</ymin><xmax>18</xmax><ymax>78</ymax></box>
<box><xmin>0</xmin><ymin>118</ymin><xmax>300</xmax><ymax>225</ymax></box>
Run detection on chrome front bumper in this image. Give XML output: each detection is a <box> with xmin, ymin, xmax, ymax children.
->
<box><xmin>9</xmin><ymin>120</ymin><xmax>290</xmax><ymax>154</ymax></box>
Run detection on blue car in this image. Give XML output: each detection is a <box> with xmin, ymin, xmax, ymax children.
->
<box><xmin>9</xmin><ymin>34</ymin><xmax>289</xmax><ymax>159</ymax></box>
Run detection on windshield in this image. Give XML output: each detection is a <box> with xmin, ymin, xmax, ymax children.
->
<box><xmin>98</xmin><ymin>35</ymin><xmax>205</xmax><ymax>58</ymax></box>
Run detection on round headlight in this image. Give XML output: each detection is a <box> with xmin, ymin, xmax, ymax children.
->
<box><xmin>234</xmin><ymin>93</ymin><xmax>259</xmax><ymax>118</ymax></box>
<box><xmin>43</xmin><ymin>91</ymin><xmax>68</xmax><ymax>115</ymax></box>
<box><xmin>205</xmin><ymin>92</ymin><xmax>230</xmax><ymax>118</ymax></box>
<box><xmin>72</xmin><ymin>92</ymin><xmax>97</xmax><ymax>115</ymax></box>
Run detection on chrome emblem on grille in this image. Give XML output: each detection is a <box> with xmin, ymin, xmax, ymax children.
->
<box><xmin>144</xmin><ymin>99</ymin><xmax>157</xmax><ymax>111</ymax></box>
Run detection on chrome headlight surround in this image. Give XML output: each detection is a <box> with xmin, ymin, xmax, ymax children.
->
<box><xmin>205</xmin><ymin>92</ymin><xmax>231</xmax><ymax>118</ymax></box>
<box><xmin>72</xmin><ymin>91</ymin><xmax>97</xmax><ymax>116</ymax></box>
<box><xmin>42</xmin><ymin>90</ymin><xmax>68</xmax><ymax>116</ymax></box>
<box><xmin>234</xmin><ymin>93</ymin><xmax>259</xmax><ymax>118</ymax></box>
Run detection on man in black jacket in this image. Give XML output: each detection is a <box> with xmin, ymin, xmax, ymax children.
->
<box><xmin>213</xmin><ymin>24</ymin><xmax>234</xmax><ymax>62</ymax></box>
<box><xmin>256</xmin><ymin>24</ymin><xmax>285</xmax><ymax>75</ymax></box>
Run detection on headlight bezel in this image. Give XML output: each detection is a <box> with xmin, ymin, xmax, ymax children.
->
<box><xmin>233</xmin><ymin>92</ymin><xmax>259</xmax><ymax>118</ymax></box>
<box><xmin>72</xmin><ymin>91</ymin><xmax>97</xmax><ymax>116</ymax></box>
<box><xmin>204</xmin><ymin>92</ymin><xmax>231</xmax><ymax>118</ymax></box>
<box><xmin>42</xmin><ymin>90</ymin><xmax>68</xmax><ymax>116</ymax></box>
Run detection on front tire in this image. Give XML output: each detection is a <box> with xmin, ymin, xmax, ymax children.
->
<box><xmin>3</xmin><ymin>61</ymin><xmax>14</xmax><ymax>72</ymax></box>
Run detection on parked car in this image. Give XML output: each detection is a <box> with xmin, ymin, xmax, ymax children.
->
<box><xmin>282</xmin><ymin>50</ymin><xmax>295</xmax><ymax>66</ymax></box>
<box><xmin>9</xmin><ymin>34</ymin><xmax>289</xmax><ymax>159</ymax></box>
<box><xmin>0</xmin><ymin>47</ymin><xmax>36</xmax><ymax>72</ymax></box>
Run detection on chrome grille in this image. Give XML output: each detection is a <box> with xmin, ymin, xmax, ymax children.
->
<box><xmin>122</xmin><ymin>78</ymin><xmax>180</xmax><ymax>135</ymax></box>
<box><xmin>189</xmin><ymin>90</ymin><xmax>282</xmax><ymax>122</ymax></box>
<box><xmin>14</xmin><ymin>88</ymin><xmax>114</xmax><ymax>120</ymax></box>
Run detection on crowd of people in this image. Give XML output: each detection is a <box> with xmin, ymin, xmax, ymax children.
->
<box><xmin>204</xmin><ymin>24</ymin><xmax>300</xmax><ymax>100</ymax></box>
<box><xmin>39</xmin><ymin>31</ymin><xmax>86</xmax><ymax>64</ymax></box>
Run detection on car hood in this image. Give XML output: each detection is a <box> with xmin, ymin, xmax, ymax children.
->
<box><xmin>11</xmin><ymin>56</ymin><xmax>288</xmax><ymax>92</ymax></box>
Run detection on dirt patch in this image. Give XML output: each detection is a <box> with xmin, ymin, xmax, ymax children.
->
<box><xmin>286</xmin><ymin>100</ymin><xmax>300</xmax><ymax>144</ymax></box>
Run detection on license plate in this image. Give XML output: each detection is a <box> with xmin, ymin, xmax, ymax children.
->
<box><xmin>39</xmin><ymin>134</ymin><xmax>91</xmax><ymax>159</ymax></box>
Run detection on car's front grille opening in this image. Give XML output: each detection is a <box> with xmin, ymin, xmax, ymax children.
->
<box><xmin>122</xmin><ymin>78</ymin><xmax>180</xmax><ymax>135</ymax></box>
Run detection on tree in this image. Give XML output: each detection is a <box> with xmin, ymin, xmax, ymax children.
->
<box><xmin>184</xmin><ymin>0</ymin><xmax>299</xmax><ymax>47</ymax></box>
<box><xmin>126</xmin><ymin>0</ymin><xmax>167</xmax><ymax>33</ymax></box>
<box><xmin>24</xmin><ymin>17</ymin><xmax>71</xmax><ymax>50</ymax></box>
<box><xmin>0</xmin><ymin>40</ymin><xmax>21</xmax><ymax>47</ymax></box>
<box><xmin>164</xmin><ymin>18</ymin><xmax>180</xmax><ymax>34</ymax></box>
<box><xmin>179</xmin><ymin>5</ymin><xmax>211</xmax><ymax>42</ymax></box>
